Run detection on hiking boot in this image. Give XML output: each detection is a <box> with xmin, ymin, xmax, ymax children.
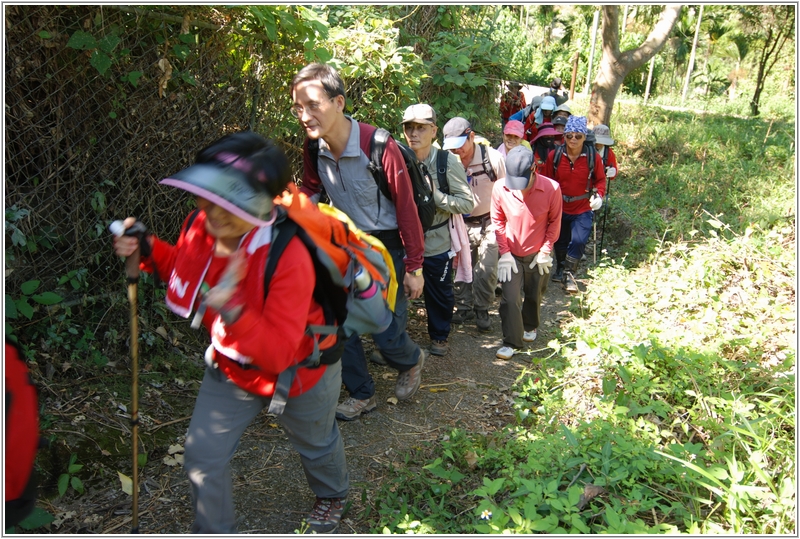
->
<box><xmin>305</xmin><ymin>496</ymin><xmax>346</xmax><ymax>534</ymax></box>
<box><xmin>523</xmin><ymin>329</ymin><xmax>537</xmax><ymax>342</ymax></box>
<box><xmin>496</xmin><ymin>346</ymin><xmax>514</xmax><ymax>360</ymax></box>
<box><xmin>370</xmin><ymin>350</ymin><xmax>387</xmax><ymax>366</ymax></box>
<box><xmin>395</xmin><ymin>350</ymin><xmax>425</xmax><ymax>401</ymax></box>
<box><xmin>335</xmin><ymin>396</ymin><xmax>377</xmax><ymax>421</ymax></box>
<box><xmin>551</xmin><ymin>264</ymin><xmax>564</xmax><ymax>282</ymax></box>
<box><xmin>475</xmin><ymin>309</ymin><xmax>491</xmax><ymax>331</ymax></box>
<box><xmin>563</xmin><ymin>271</ymin><xmax>579</xmax><ymax>293</ymax></box>
<box><xmin>451</xmin><ymin>309</ymin><xmax>475</xmax><ymax>324</ymax></box>
<box><xmin>429</xmin><ymin>340</ymin><xmax>448</xmax><ymax>356</ymax></box>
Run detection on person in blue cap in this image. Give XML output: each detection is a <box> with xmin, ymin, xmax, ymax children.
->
<box><xmin>541</xmin><ymin>116</ymin><xmax>606</xmax><ymax>293</ymax></box>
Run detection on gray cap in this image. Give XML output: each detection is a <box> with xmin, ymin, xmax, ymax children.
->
<box><xmin>442</xmin><ymin>117</ymin><xmax>472</xmax><ymax>150</ymax></box>
<box><xmin>592</xmin><ymin>124</ymin><xmax>615</xmax><ymax>145</ymax></box>
<box><xmin>504</xmin><ymin>146</ymin><xmax>534</xmax><ymax>190</ymax></box>
<box><xmin>402</xmin><ymin>104</ymin><xmax>437</xmax><ymax>125</ymax></box>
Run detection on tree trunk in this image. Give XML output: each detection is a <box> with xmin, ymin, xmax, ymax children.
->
<box><xmin>588</xmin><ymin>5</ymin><xmax>682</xmax><ymax>127</ymax></box>
<box><xmin>681</xmin><ymin>5</ymin><xmax>703</xmax><ymax>104</ymax></box>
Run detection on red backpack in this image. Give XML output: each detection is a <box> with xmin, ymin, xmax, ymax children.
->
<box><xmin>5</xmin><ymin>340</ymin><xmax>39</xmax><ymax>527</ymax></box>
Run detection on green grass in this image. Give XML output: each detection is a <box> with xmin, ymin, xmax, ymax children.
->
<box><xmin>368</xmin><ymin>105</ymin><xmax>796</xmax><ymax>534</ymax></box>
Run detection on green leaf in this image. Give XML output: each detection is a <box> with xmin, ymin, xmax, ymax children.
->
<box><xmin>560</xmin><ymin>424</ymin><xmax>579</xmax><ymax>447</ymax></box>
<box><xmin>315</xmin><ymin>48</ymin><xmax>332</xmax><ymax>62</ymax></box>
<box><xmin>138</xmin><ymin>453</ymin><xmax>147</xmax><ymax>467</ymax></box>
<box><xmin>605</xmin><ymin>505</ymin><xmax>621</xmax><ymax>528</ymax></box>
<box><xmin>16</xmin><ymin>297</ymin><xmax>34</xmax><ymax>320</ymax></box>
<box><xmin>18</xmin><ymin>507</ymin><xmax>55</xmax><ymax>530</ymax></box>
<box><xmin>98</xmin><ymin>34</ymin><xmax>121</xmax><ymax>53</ymax></box>
<box><xmin>38</xmin><ymin>31</ymin><xmax>53</xmax><ymax>40</ymax></box>
<box><xmin>6</xmin><ymin>295</ymin><xmax>18</xmax><ymax>319</ymax></box>
<box><xmin>71</xmin><ymin>475</ymin><xmax>85</xmax><ymax>494</ymax></box>
<box><xmin>21</xmin><ymin>280</ymin><xmax>41</xmax><ymax>295</ymax></box>
<box><xmin>58</xmin><ymin>473</ymin><xmax>69</xmax><ymax>497</ymax></box>
<box><xmin>90</xmin><ymin>50</ymin><xmax>112</xmax><ymax>75</ymax></box>
<box><xmin>32</xmin><ymin>292</ymin><xmax>63</xmax><ymax>306</ymax></box>
<box><xmin>68</xmin><ymin>463</ymin><xmax>84</xmax><ymax>474</ymax></box>
<box><xmin>178</xmin><ymin>33</ymin><xmax>198</xmax><ymax>44</ymax></box>
<box><xmin>67</xmin><ymin>30</ymin><xmax>97</xmax><ymax>50</ymax></box>
<box><xmin>172</xmin><ymin>44</ymin><xmax>191</xmax><ymax>61</ymax></box>
<box><xmin>483</xmin><ymin>476</ymin><xmax>505</xmax><ymax>496</ymax></box>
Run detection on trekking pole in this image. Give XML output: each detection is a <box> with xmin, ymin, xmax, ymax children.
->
<box><xmin>593</xmin><ymin>215</ymin><xmax>597</xmax><ymax>264</ymax></box>
<box><xmin>598</xmin><ymin>178</ymin><xmax>612</xmax><ymax>256</ymax></box>
<box><xmin>110</xmin><ymin>220</ymin><xmax>147</xmax><ymax>534</ymax></box>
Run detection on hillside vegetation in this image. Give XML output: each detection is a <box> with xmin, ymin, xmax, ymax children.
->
<box><xmin>367</xmin><ymin>105</ymin><xmax>796</xmax><ymax>534</ymax></box>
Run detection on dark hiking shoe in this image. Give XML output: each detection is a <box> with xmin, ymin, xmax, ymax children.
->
<box><xmin>429</xmin><ymin>340</ymin><xmax>448</xmax><ymax>356</ymax></box>
<box><xmin>563</xmin><ymin>271</ymin><xmax>579</xmax><ymax>293</ymax></box>
<box><xmin>475</xmin><ymin>309</ymin><xmax>491</xmax><ymax>331</ymax></box>
<box><xmin>451</xmin><ymin>309</ymin><xmax>475</xmax><ymax>324</ymax></box>
<box><xmin>395</xmin><ymin>350</ymin><xmax>425</xmax><ymax>401</ymax></box>
<box><xmin>370</xmin><ymin>350</ymin><xmax>387</xmax><ymax>366</ymax></box>
<box><xmin>305</xmin><ymin>497</ymin><xmax>346</xmax><ymax>533</ymax></box>
<box><xmin>551</xmin><ymin>264</ymin><xmax>564</xmax><ymax>282</ymax></box>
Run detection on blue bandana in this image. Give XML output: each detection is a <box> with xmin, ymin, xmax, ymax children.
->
<box><xmin>565</xmin><ymin>115</ymin><xmax>588</xmax><ymax>134</ymax></box>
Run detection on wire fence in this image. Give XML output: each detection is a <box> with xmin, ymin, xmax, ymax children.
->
<box><xmin>5</xmin><ymin>5</ymin><xmax>274</xmax><ymax>321</ymax></box>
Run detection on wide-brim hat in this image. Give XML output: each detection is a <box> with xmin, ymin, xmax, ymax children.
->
<box><xmin>592</xmin><ymin>123</ymin><xmax>615</xmax><ymax>145</ymax></box>
<box><xmin>508</xmin><ymin>81</ymin><xmax>523</xmax><ymax>89</ymax></box>
<box><xmin>504</xmin><ymin>146</ymin><xmax>534</xmax><ymax>190</ymax></box>
<box><xmin>160</xmin><ymin>163</ymin><xmax>274</xmax><ymax>227</ymax></box>
<box><xmin>532</xmin><ymin>124</ymin><xmax>561</xmax><ymax>143</ymax></box>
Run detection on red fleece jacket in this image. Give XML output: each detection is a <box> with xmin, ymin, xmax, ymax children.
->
<box><xmin>141</xmin><ymin>211</ymin><xmax>328</xmax><ymax>397</ymax></box>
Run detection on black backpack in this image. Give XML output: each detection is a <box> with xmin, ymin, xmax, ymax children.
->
<box><xmin>552</xmin><ymin>141</ymin><xmax>598</xmax><ymax>203</ymax></box>
<box><xmin>309</xmin><ymin>129</ymin><xmax>449</xmax><ymax>233</ymax></box>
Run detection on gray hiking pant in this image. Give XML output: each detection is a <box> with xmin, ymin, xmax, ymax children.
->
<box><xmin>454</xmin><ymin>219</ymin><xmax>499</xmax><ymax>312</ymax></box>
<box><xmin>499</xmin><ymin>252</ymin><xmax>549</xmax><ymax>349</ymax></box>
<box><xmin>184</xmin><ymin>361</ymin><xmax>348</xmax><ymax>533</ymax></box>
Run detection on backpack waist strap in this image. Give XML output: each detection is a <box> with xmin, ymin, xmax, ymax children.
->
<box><xmin>562</xmin><ymin>192</ymin><xmax>592</xmax><ymax>203</ymax></box>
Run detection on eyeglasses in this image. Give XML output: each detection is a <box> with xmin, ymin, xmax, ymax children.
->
<box><xmin>290</xmin><ymin>97</ymin><xmax>335</xmax><ymax>118</ymax></box>
<box><xmin>564</xmin><ymin>134</ymin><xmax>585</xmax><ymax>140</ymax></box>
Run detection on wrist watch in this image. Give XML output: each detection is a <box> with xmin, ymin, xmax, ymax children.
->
<box><xmin>409</xmin><ymin>268</ymin><xmax>423</xmax><ymax>277</ymax></box>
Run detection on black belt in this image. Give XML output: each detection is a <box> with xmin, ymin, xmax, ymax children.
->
<box><xmin>367</xmin><ymin>228</ymin><xmax>403</xmax><ymax>250</ymax></box>
<box><xmin>464</xmin><ymin>213</ymin><xmax>490</xmax><ymax>225</ymax></box>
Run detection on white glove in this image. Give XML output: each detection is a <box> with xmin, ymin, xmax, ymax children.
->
<box><xmin>589</xmin><ymin>194</ymin><xmax>603</xmax><ymax>211</ymax></box>
<box><xmin>497</xmin><ymin>252</ymin><xmax>518</xmax><ymax>283</ymax></box>
<box><xmin>529</xmin><ymin>251</ymin><xmax>553</xmax><ymax>275</ymax></box>
<box><xmin>605</xmin><ymin>166</ymin><xmax>617</xmax><ymax>179</ymax></box>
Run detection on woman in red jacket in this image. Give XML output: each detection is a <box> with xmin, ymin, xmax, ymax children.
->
<box><xmin>111</xmin><ymin>132</ymin><xmax>348</xmax><ymax>534</ymax></box>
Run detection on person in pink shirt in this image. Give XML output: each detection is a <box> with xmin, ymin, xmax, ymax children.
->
<box><xmin>491</xmin><ymin>146</ymin><xmax>562</xmax><ymax>360</ymax></box>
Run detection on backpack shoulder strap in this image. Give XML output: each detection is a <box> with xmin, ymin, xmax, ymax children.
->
<box><xmin>308</xmin><ymin>138</ymin><xmax>320</xmax><ymax>177</ymax></box>
<box><xmin>263</xmin><ymin>216</ymin><xmax>299</xmax><ymax>300</ymax></box>
<box><xmin>183</xmin><ymin>208</ymin><xmax>201</xmax><ymax>235</ymax></box>
<box><xmin>367</xmin><ymin>128</ymin><xmax>393</xmax><ymax>202</ymax></box>
<box><xmin>436</xmin><ymin>148</ymin><xmax>449</xmax><ymax>194</ymax></box>
<box><xmin>478</xmin><ymin>144</ymin><xmax>497</xmax><ymax>182</ymax></box>
<box><xmin>553</xmin><ymin>144</ymin><xmax>564</xmax><ymax>171</ymax></box>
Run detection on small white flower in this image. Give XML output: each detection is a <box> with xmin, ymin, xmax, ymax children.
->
<box><xmin>480</xmin><ymin>509</ymin><xmax>492</xmax><ymax>520</ymax></box>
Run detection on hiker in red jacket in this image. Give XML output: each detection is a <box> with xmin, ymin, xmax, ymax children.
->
<box><xmin>111</xmin><ymin>132</ymin><xmax>349</xmax><ymax>534</ymax></box>
<box><xmin>592</xmin><ymin>124</ymin><xmax>618</xmax><ymax>181</ymax></box>
<box><xmin>541</xmin><ymin>116</ymin><xmax>606</xmax><ymax>293</ymax></box>
<box><xmin>500</xmin><ymin>81</ymin><xmax>526</xmax><ymax>129</ymax></box>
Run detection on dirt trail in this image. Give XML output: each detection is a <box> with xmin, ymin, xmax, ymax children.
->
<box><xmin>123</xmin><ymin>278</ymin><xmax>574</xmax><ymax>535</ymax></box>
<box><xmin>41</xmin><ymin>272</ymin><xmax>580</xmax><ymax>534</ymax></box>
